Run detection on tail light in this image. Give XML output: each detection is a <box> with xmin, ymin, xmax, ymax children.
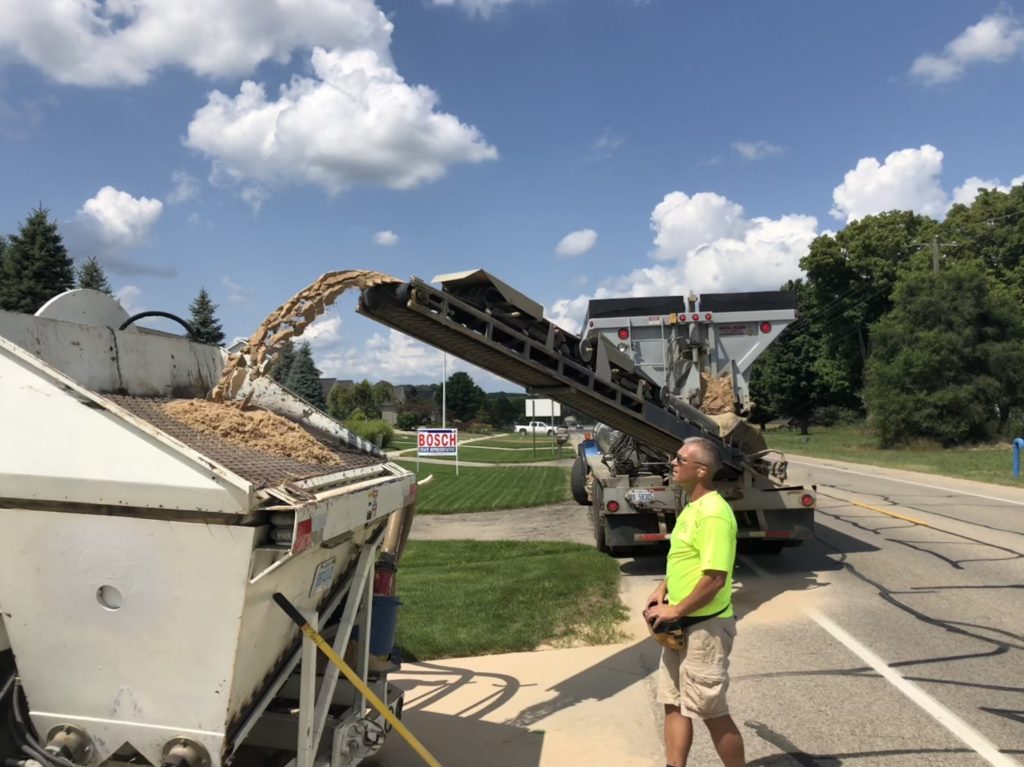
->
<box><xmin>800</xmin><ymin>494</ymin><xmax>815</xmax><ymax>507</ymax></box>
<box><xmin>606</xmin><ymin>500</ymin><xmax>620</xmax><ymax>512</ymax></box>
<box><xmin>617</xmin><ymin>328</ymin><xmax>629</xmax><ymax>340</ymax></box>
<box><xmin>759</xmin><ymin>321</ymin><xmax>773</xmax><ymax>333</ymax></box>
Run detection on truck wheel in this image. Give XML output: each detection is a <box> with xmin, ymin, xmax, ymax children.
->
<box><xmin>570</xmin><ymin>457</ymin><xmax>591</xmax><ymax>506</ymax></box>
<box><xmin>592</xmin><ymin>506</ymin><xmax>610</xmax><ymax>553</ymax></box>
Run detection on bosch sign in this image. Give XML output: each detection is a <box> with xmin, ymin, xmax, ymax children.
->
<box><xmin>417</xmin><ymin>428</ymin><xmax>459</xmax><ymax>456</ymax></box>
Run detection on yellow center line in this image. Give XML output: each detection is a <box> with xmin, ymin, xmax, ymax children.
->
<box><xmin>819</xmin><ymin>490</ymin><xmax>933</xmax><ymax>528</ymax></box>
<box><xmin>850</xmin><ymin>500</ymin><xmax>933</xmax><ymax>527</ymax></box>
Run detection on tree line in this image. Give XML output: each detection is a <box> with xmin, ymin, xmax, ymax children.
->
<box><xmin>0</xmin><ymin>206</ymin><xmax>228</xmax><ymax>345</ymax></box>
<box><xmin>750</xmin><ymin>184</ymin><xmax>1024</xmax><ymax>447</ymax></box>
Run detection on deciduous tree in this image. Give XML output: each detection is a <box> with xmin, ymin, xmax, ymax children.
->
<box><xmin>435</xmin><ymin>371</ymin><xmax>485</xmax><ymax>422</ymax></box>
<box><xmin>800</xmin><ymin>210</ymin><xmax>936</xmax><ymax>397</ymax></box>
<box><xmin>864</xmin><ymin>261</ymin><xmax>1024</xmax><ymax>446</ymax></box>
<box><xmin>749</xmin><ymin>281</ymin><xmax>852</xmax><ymax>434</ymax></box>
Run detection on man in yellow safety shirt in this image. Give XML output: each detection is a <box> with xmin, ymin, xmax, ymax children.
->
<box><xmin>643</xmin><ymin>437</ymin><xmax>745</xmax><ymax>767</ymax></box>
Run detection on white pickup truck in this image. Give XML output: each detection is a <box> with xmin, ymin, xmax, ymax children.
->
<box><xmin>514</xmin><ymin>420</ymin><xmax>557</xmax><ymax>435</ymax></box>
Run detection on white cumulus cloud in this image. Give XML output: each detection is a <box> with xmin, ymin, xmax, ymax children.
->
<box><xmin>114</xmin><ymin>285</ymin><xmax>144</xmax><ymax>317</ymax></box>
<box><xmin>374</xmin><ymin>230</ymin><xmax>399</xmax><ymax>246</ymax></box>
<box><xmin>0</xmin><ymin>0</ymin><xmax>392</xmax><ymax>87</ymax></box>
<box><xmin>186</xmin><ymin>47</ymin><xmax>497</xmax><ymax>196</ymax></box>
<box><xmin>548</xmin><ymin>192</ymin><xmax>817</xmax><ymax>333</ymax></box>
<box><xmin>555</xmin><ymin>229</ymin><xmax>597</xmax><ymax>258</ymax></box>
<box><xmin>951</xmin><ymin>175</ymin><xmax>1024</xmax><ymax>206</ymax></box>
<box><xmin>731</xmin><ymin>140</ymin><xmax>784</xmax><ymax>160</ymax></box>
<box><xmin>302</xmin><ymin>313</ymin><xmax>344</xmax><ymax>348</ymax></box>
<box><xmin>65</xmin><ymin>186</ymin><xmax>171</xmax><ymax>276</ymax></box>
<box><xmin>315</xmin><ymin>329</ymin><xmax>509</xmax><ymax>389</ymax></box>
<box><xmin>910</xmin><ymin>12</ymin><xmax>1024</xmax><ymax>85</ymax></box>
<box><xmin>830</xmin><ymin>145</ymin><xmax>948</xmax><ymax>223</ymax></box>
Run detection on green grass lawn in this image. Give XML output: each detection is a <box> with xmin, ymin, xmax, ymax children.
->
<box><xmin>395</xmin><ymin>540</ymin><xmax>627</xmax><ymax>660</ymax></box>
<box><xmin>765</xmin><ymin>423</ymin><xmax>1024</xmax><ymax>487</ymax></box>
<box><xmin>397</xmin><ymin>460</ymin><xmax>571</xmax><ymax>513</ymax></box>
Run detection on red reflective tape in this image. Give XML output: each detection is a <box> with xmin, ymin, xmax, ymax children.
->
<box><xmin>633</xmin><ymin>533</ymin><xmax>670</xmax><ymax>541</ymax></box>
<box><xmin>294</xmin><ymin>518</ymin><xmax>313</xmax><ymax>552</ymax></box>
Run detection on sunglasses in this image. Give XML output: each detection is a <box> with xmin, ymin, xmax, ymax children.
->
<box><xmin>669</xmin><ymin>453</ymin><xmax>705</xmax><ymax>467</ymax></box>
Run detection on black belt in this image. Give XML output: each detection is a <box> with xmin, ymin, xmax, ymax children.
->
<box><xmin>676</xmin><ymin>605</ymin><xmax>729</xmax><ymax>629</ymax></box>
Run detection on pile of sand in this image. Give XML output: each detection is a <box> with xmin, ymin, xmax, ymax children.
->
<box><xmin>163</xmin><ymin>400</ymin><xmax>340</xmax><ymax>466</ymax></box>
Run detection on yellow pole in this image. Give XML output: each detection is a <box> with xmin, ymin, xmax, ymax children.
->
<box><xmin>273</xmin><ymin>593</ymin><xmax>443</xmax><ymax>767</ymax></box>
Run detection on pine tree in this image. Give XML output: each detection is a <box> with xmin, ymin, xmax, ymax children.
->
<box><xmin>188</xmin><ymin>288</ymin><xmax>225</xmax><ymax>345</ymax></box>
<box><xmin>269</xmin><ymin>339</ymin><xmax>296</xmax><ymax>384</ymax></box>
<box><xmin>285</xmin><ymin>342</ymin><xmax>326</xmax><ymax>408</ymax></box>
<box><xmin>0</xmin><ymin>207</ymin><xmax>75</xmax><ymax>313</ymax></box>
<box><xmin>77</xmin><ymin>256</ymin><xmax>113</xmax><ymax>294</ymax></box>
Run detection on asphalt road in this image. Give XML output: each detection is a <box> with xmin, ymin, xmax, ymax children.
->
<box><xmin>658</xmin><ymin>457</ymin><xmax>1024</xmax><ymax>767</ymax></box>
<box><xmin>404</xmin><ymin>455</ymin><xmax>1024</xmax><ymax>765</ymax></box>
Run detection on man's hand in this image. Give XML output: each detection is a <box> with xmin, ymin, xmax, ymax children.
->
<box><xmin>645</xmin><ymin>583</ymin><xmax>667</xmax><ymax>609</ymax></box>
<box><xmin>644</xmin><ymin>601</ymin><xmax>683</xmax><ymax>630</ymax></box>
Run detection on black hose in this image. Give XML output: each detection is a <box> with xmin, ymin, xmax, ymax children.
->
<box><xmin>118</xmin><ymin>311</ymin><xmax>197</xmax><ymax>340</ymax></box>
<box><xmin>7</xmin><ymin>683</ymin><xmax>74</xmax><ymax>767</ymax></box>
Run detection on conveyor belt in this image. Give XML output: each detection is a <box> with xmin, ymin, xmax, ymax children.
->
<box><xmin>359</xmin><ymin>278</ymin><xmax>742</xmax><ymax>464</ymax></box>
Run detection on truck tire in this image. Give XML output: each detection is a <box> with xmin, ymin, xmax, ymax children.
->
<box><xmin>591</xmin><ymin>506</ymin><xmax>610</xmax><ymax>553</ymax></box>
<box><xmin>570</xmin><ymin>457</ymin><xmax>591</xmax><ymax>506</ymax></box>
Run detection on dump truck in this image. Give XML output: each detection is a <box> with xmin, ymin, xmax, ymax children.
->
<box><xmin>357</xmin><ymin>269</ymin><xmax>815</xmax><ymax>555</ymax></box>
<box><xmin>0</xmin><ymin>288</ymin><xmax>417</xmax><ymax>767</ymax></box>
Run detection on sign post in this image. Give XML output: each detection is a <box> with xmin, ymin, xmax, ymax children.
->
<box><xmin>417</xmin><ymin>428</ymin><xmax>460</xmax><ymax>476</ymax></box>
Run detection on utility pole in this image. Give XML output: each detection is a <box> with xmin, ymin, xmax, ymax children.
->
<box><xmin>928</xmin><ymin>235</ymin><xmax>957</xmax><ymax>272</ymax></box>
<box><xmin>441</xmin><ymin>353</ymin><xmax>447</xmax><ymax>428</ymax></box>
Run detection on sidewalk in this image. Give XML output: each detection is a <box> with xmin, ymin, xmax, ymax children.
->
<box><xmin>367</xmin><ymin>639</ymin><xmax>663</xmax><ymax>767</ymax></box>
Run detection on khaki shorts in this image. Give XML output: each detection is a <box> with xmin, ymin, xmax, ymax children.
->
<box><xmin>656</xmin><ymin>617</ymin><xmax>736</xmax><ymax>719</ymax></box>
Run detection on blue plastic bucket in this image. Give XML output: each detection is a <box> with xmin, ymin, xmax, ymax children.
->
<box><xmin>369</xmin><ymin>595</ymin><xmax>402</xmax><ymax>656</ymax></box>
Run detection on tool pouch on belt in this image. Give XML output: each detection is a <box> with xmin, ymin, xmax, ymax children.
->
<box><xmin>645</xmin><ymin>604</ymin><xmax>727</xmax><ymax>651</ymax></box>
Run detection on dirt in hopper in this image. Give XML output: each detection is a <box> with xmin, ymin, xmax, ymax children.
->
<box><xmin>162</xmin><ymin>400</ymin><xmax>340</xmax><ymax>466</ymax></box>
<box><xmin>700</xmin><ymin>371</ymin><xmax>737</xmax><ymax>416</ymax></box>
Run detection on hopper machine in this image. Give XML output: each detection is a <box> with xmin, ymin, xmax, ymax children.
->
<box><xmin>0</xmin><ymin>290</ymin><xmax>417</xmax><ymax>767</ymax></box>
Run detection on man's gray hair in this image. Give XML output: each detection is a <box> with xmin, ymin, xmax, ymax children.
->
<box><xmin>683</xmin><ymin>437</ymin><xmax>723</xmax><ymax>475</ymax></box>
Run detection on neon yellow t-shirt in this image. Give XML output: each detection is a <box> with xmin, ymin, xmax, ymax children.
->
<box><xmin>665</xmin><ymin>490</ymin><xmax>737</xmax><ymax>618</ymax></box>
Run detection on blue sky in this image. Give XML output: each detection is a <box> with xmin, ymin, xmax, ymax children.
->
<box><xmin>1</xmin><ymin>0</ymin><xmax>1022</xmax><ymax>390</ymax></box>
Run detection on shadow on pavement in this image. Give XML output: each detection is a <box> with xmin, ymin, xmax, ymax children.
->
<box><xmin>365</xmin><ymin>709</ymin><xmax>544</xmax><ymax>766</ymax></box>
<box><xmin>370</xmin><ymin>641</ymin><xmax>663</xmax><ymax>766</ymax></box>
<box><xmin>504</xmin><ymin>638</ymin><xmax>659</xmax><ymax>728</ymax></box>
